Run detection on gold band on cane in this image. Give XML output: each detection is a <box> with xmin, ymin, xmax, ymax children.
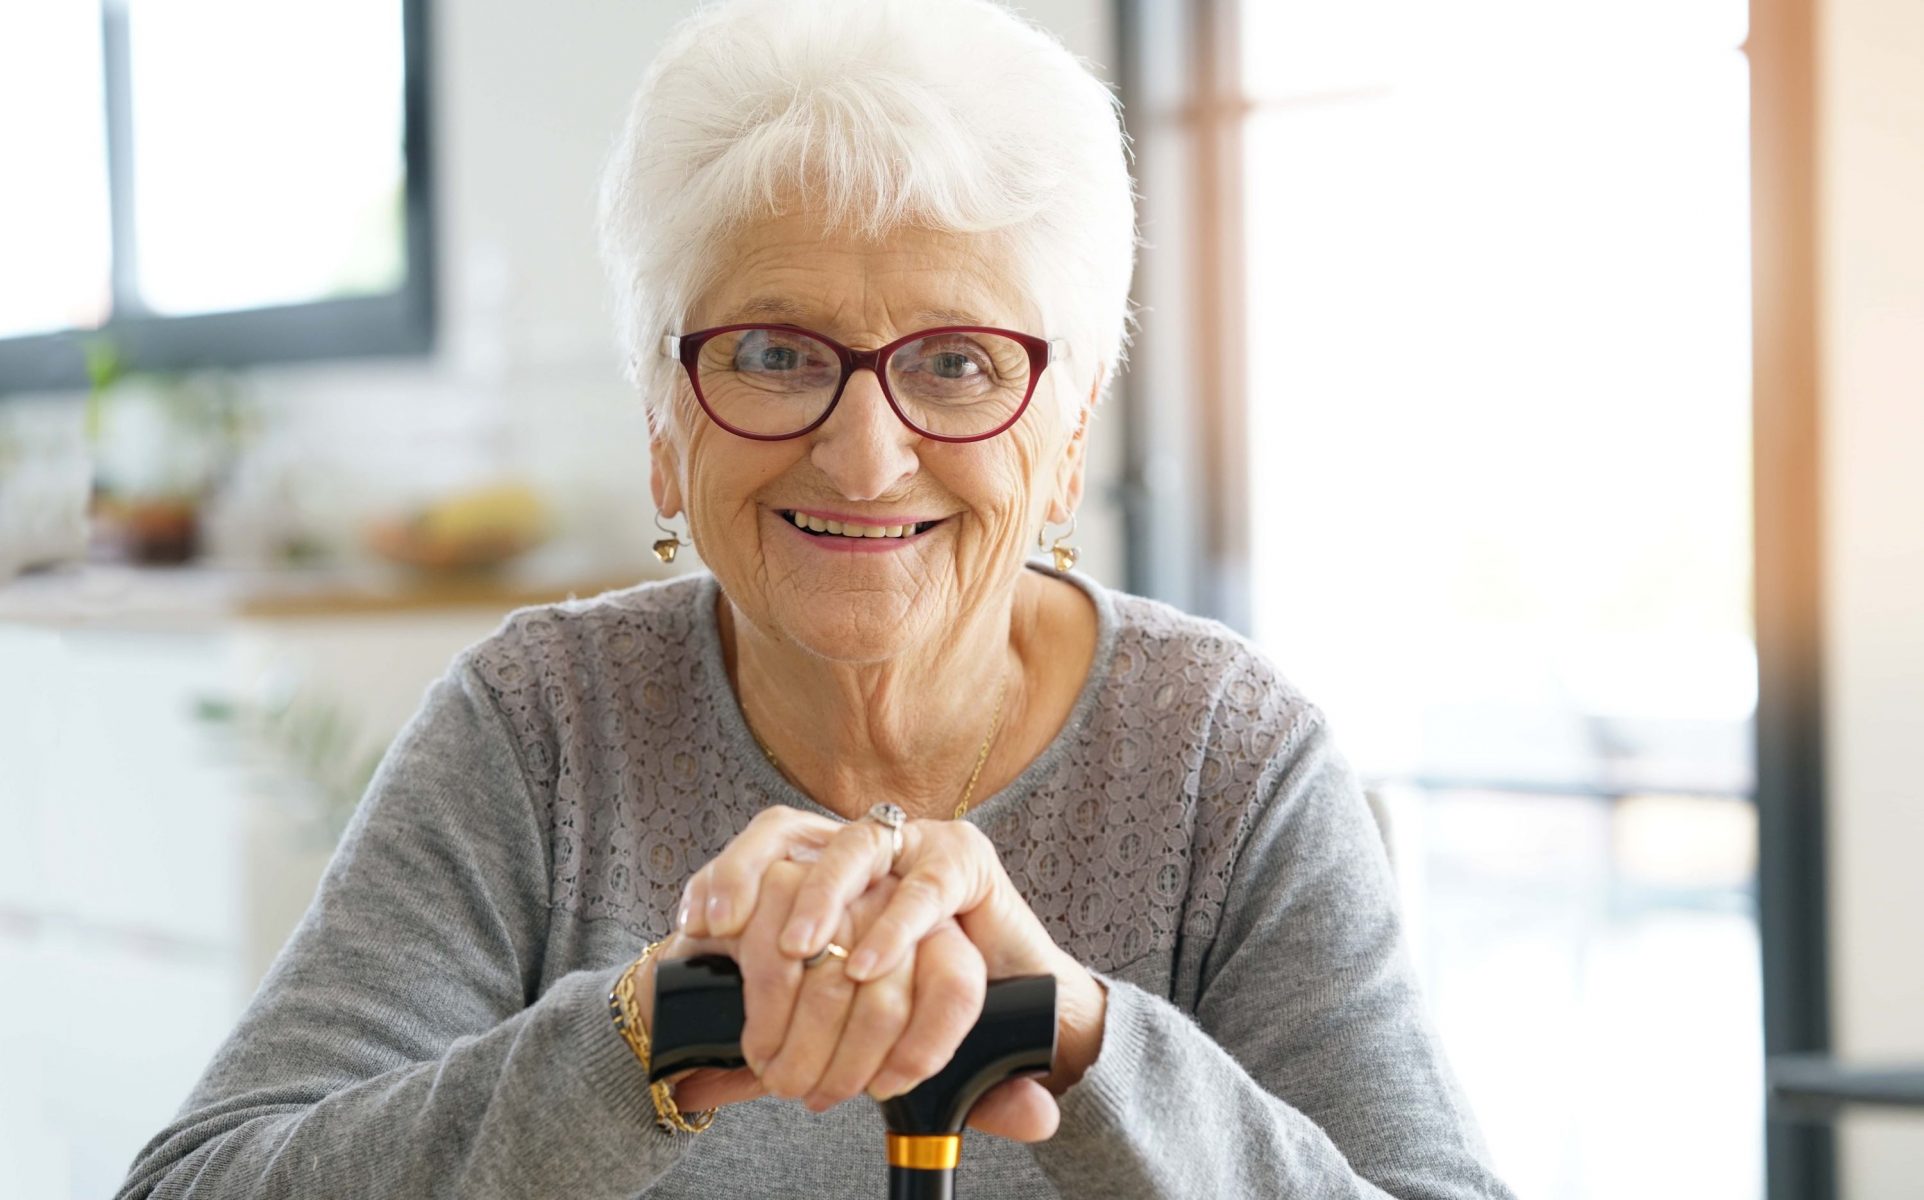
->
<box><xmin>886</xmin><ymin>1132</ymin><xmax>962</xmax><ymax>1170</ymax></box>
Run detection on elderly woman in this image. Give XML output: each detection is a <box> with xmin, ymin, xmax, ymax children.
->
<box><xmin>119</xmin><ymin>1</ymin><xmax>1512</xmax><ymax>1198</ymax></box>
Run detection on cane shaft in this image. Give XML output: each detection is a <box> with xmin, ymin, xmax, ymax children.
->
<box><xmin>888</xmin><ymin>1165</ymin><xmax>956</xmax><ymax>1200</ymax></box>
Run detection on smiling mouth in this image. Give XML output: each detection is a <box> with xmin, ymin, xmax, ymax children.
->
<box><xmin>778</xmin><ymin>510</ymin><xmax>943</xmax><ymax>540</ymax></box>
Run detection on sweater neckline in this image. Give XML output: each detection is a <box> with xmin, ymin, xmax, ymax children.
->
<box><xmin>693</xmin><ymin>559</ymin><xmax>1120</xmax><ymax>828</ymax></box>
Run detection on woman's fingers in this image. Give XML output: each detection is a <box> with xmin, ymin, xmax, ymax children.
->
<box><xmin>864</xmin><ymin>919</ymin><xmax>986</xmax><ymax>1101</ymax></box>
<box><xmin>757</xmin><ymin>949</ymin><xmax>861</xmax><ymax>1100</ymax></box>
<box><xmin>777</xmin><ymin>817</ymin><xmax>898</xmax><ymax>958</ymax></box>
<box><xmin>681</xmin><ymin>806</ymin><xmax>840</xmax><ymax>938</ymax></box>
<box><xmin>846</xmin><ymin>822</ymin><xmax>998</xmax><ymax>982</ymax></box>
<box><xmin>676</xmin><ymin>862</ymin><xmax>714</xmax><ymax>934</ymax></box>
<box><xmin>962</xmin><ymin>1078</ymin><xmax>1061</xmax><ymax>1143</ymax></box>
<box><xmin>801</xmin><ymin>936</ymin><xmax>918</xmax><ymax>1111</ymax></box>
<box><xmin>663</xmin><ymin>1065</ymin><xmax>768</xmax><ymax>1113</ymax></box>
<box><xmin>756</xmin><ymin>873</ymin><xmax>901</xmax><ymax>1099</ymax></box>
<box><xmin>734</xmin><ymin>861</ymin><xmax>817</xmax><ymax>1074</ymax></box>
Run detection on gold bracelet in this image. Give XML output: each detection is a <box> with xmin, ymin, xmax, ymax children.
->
<box><xmin>608</xmin><ymin>939</ymin><xmax>718</xmax><ymax>1135</ymax></box>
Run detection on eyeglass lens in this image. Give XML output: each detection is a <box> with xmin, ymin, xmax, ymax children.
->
<box><xmin>693</xmin><ymin>326</ymin><xmax>1033</xmax><ymax>438</ymax></box>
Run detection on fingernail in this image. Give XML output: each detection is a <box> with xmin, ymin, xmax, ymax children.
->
<box><xmin>868</xmin><ymin>1073</ymin><xmax>905</xmax><ymax>1101</ymax></box>
<box><xmin>847</xmin><ymin>948</ymin><xmax>879</xmax><ymax>980</ymax></box>
<box><xmin>707</xmin><ymin>892</ymin><xmax>731</xmax><ymax>929</ymax></box>
<box><xmin>781</xmin><ymin>919</ymin><xmax>816</xmax><ymax>956</ymax></box>
<box><xmin>676</xmin><ymin>900</ymin><xmax>690</xmax><ymax>929</ymax></box>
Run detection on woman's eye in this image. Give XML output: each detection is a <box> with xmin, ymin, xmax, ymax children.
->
<box><xmin>732</xmin><ymin>334</ymin><xmax>809</xmax><ymax>372</ymax></box>
<box><xmin>928</xmin><ymin>351</ymin><xmax>980</xmax><ymax>379</ymax></box>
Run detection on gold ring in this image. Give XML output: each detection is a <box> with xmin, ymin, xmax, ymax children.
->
<box><xmin>803</xmin><ymin>941</ymin><xmax>850</xmax><ymax>968</ymax></box>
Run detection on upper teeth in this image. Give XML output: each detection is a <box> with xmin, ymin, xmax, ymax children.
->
<box><xmin>789</xmin><ymin>512</ymin><xmax>918</xmax><ymax>538</ymax></box>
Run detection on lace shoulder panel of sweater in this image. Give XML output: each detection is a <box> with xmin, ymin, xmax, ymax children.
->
<box><xmin>462</xmin><ymin>574</ymin><xmax>1321</xmax><ymax>969</ymax></box>
<box><xmin>979</xmin><ymin>589</ymin><xmax>1320</xmax><ymax>970</ymax></box>
<box><xmin>464</xmin><ymin>574</ymin><xmax>753</xmax><ymax>933</ymax></box>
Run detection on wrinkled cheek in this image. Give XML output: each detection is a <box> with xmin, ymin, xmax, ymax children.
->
<box><xmin>1001</xmin><ymin>439</ymin><xmax>1052</xmax><ymax>553</ymax></box>
<box><xmin>680</xmin><ymin>436</ymin><xmax>743</xmax><ymax>559</ymax></box>
<box><xmin>988</xmin><ymin>498</ymin><xmax>1031</xmax><ymax>557</ymax></box>
<box><xmin>963</xmin><ymin>492</ymin><xmax>1041</xmax><ymax>583</ymax></box>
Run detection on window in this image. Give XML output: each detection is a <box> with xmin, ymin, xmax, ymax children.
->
<box><xmin>0</xmin><ymin>0</ymin><xmax>433</xmax><ymax>392</ymax></box>
<box><xmin>1117</xmin><ymin>3</ymin><xmax>1760</xmax><ymax>1196</ymax></box>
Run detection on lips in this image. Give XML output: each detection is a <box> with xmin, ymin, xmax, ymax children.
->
<box><xmin>777</xmin><ymin>509</ymin><xmax>944</xmax><ymax>540</ymax></box>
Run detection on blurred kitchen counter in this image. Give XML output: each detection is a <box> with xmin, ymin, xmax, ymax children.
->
<box><xmin>0</xmin><ymin>554</ymin><xmax>672</xmax><ymax>629</ymax></box>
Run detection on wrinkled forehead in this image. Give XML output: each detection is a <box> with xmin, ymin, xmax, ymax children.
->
<box><xmin>688</xmin><ymin>211</ymin><xmax>1043</xmax><ymax>339</ymax></box>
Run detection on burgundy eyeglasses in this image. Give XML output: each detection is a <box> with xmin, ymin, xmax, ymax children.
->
<box><xmin>660</xmin><ymin>323</ymin><xmax>1069</xmax><ymax>443</ymax></box>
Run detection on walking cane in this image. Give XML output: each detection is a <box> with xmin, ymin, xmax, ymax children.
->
<box><xmin>649</xmin><ymin>954</ymin><xmax>1057</xmax><ymax>1200</ymax></box>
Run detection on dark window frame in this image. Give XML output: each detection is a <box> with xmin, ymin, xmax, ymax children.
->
<box><xmin>0</xmin><ymin>0</ymin><xmax>436</xmax><ymax>396</ymax></box>
<box><xmin>1748</xmin><ymin>0</ymin><xmax>1836</xmax><ymax>1196</ymax></box>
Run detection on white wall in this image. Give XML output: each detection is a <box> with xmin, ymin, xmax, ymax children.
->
<box><xmin>1818</xmin><ymin>0</ymin><xmax>1924</xmax><ymax>1191</ymax></box>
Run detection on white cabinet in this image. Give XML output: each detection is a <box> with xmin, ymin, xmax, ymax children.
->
<box><xmin>0</xmin><ymin>601</ymin><xmax>524</xmax><ymax>1200</ymax></box>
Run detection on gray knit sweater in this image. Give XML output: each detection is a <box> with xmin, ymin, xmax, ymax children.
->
<box><xmin>116</xmin><ymin>564</ymin><xmax>1513</xmax><ymax>1199</ymax></box>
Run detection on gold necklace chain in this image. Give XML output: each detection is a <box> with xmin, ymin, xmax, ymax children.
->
<box><xmin>753</xmin><ymin>668</ymin><xmax>1011</xmax><ymax>821</ymax></box>
<box><xmin>953</xmin><ymin>668</ymin><xmax>1010</xmax><ymax>819</ymax></box>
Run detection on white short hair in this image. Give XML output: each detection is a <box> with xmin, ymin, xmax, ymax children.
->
<box><xmin>595</xmin><ymin>0</ymin><xmax>1140</xmax><ymax>430</ymax></box>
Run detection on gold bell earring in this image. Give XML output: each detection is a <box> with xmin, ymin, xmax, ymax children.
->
<box><xmin>1040</xmin><ymin>512</ymin><xmax>1079</xmax><ymax>572</ymax></box>
<box><xmin>652</xmin><ymin>512</ymin><xmax>687</xmax><ymax>564</ymax></box>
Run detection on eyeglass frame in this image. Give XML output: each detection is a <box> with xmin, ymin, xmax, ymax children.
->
<box><xmin>660</xmin><ymin>322</ymin><xmax>1071</xmax><ymax>444</ymax></box>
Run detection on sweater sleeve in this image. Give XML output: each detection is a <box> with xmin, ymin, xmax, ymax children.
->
<box><xmin>114</xmin><ymin>657</ymin><xmax>693</xmax><ymax>1199</ymax></box>
<box><xmin>1027</xmin><ymin>710</ymin><xmax>1515</xmax><ymax>1200</ymax></box>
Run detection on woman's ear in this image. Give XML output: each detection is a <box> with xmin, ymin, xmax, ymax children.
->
<box><xmin>1046</xmin><ymin>366</ymin><xmax>1103</xmax><ymax>524</ymax></box>
<box><xmin>649</xmin><ymin>418</ymin><xmax>685</xmax><ymax>519</ymax></box>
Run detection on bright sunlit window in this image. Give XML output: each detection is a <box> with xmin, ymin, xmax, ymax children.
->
<box><xmin>0</xmin><ymin>2</ymin><xmax>113</xmax><ymax>339</ymax></box>
<box><xmin>0</xmin><ymin>0</ymin><xmax>424</xmax><ymax>384</ymax></box>
<box><xmin>1233</xmin><ymin>3</ymin><xmax>1757</xmax><ymax>1197</ymax></box>
<box><xmin>127</xmin><ymin>0</ymin><xmax>407</xmax><ymax>318</ymax></box>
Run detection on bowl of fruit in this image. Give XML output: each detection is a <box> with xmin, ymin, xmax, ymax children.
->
<box><xmin>364</xmin><ymin>481</ymin><xmax>549</xmax><ymax>574</ymax></box>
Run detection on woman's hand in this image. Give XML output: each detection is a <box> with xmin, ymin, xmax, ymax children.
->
<box><xmin>679</xmin><ymin>806</ymin><xmax>1109</xmax><ymax>1106</ymax></box>
<box><xmin>659</xmin><ymin>828</ymin><xmax>1059</xmax><ymax>1141</ymax></box>
<box><xmin>653</xmin><ymin>864</ymin><xmax>965</xmax><ymax>1113</ymax></box>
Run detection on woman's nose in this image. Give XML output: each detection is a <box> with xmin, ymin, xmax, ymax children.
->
<box><xmin>808</xmin><ymin>368</ymin><xmax>919</xmax><ymax>501</ymax></box>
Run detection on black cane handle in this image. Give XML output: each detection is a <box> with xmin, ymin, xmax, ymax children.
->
<box><xmin>647</xmin><ymin>954</ymin><xmax>1057</xmax><ymax>1199</ymax></box>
